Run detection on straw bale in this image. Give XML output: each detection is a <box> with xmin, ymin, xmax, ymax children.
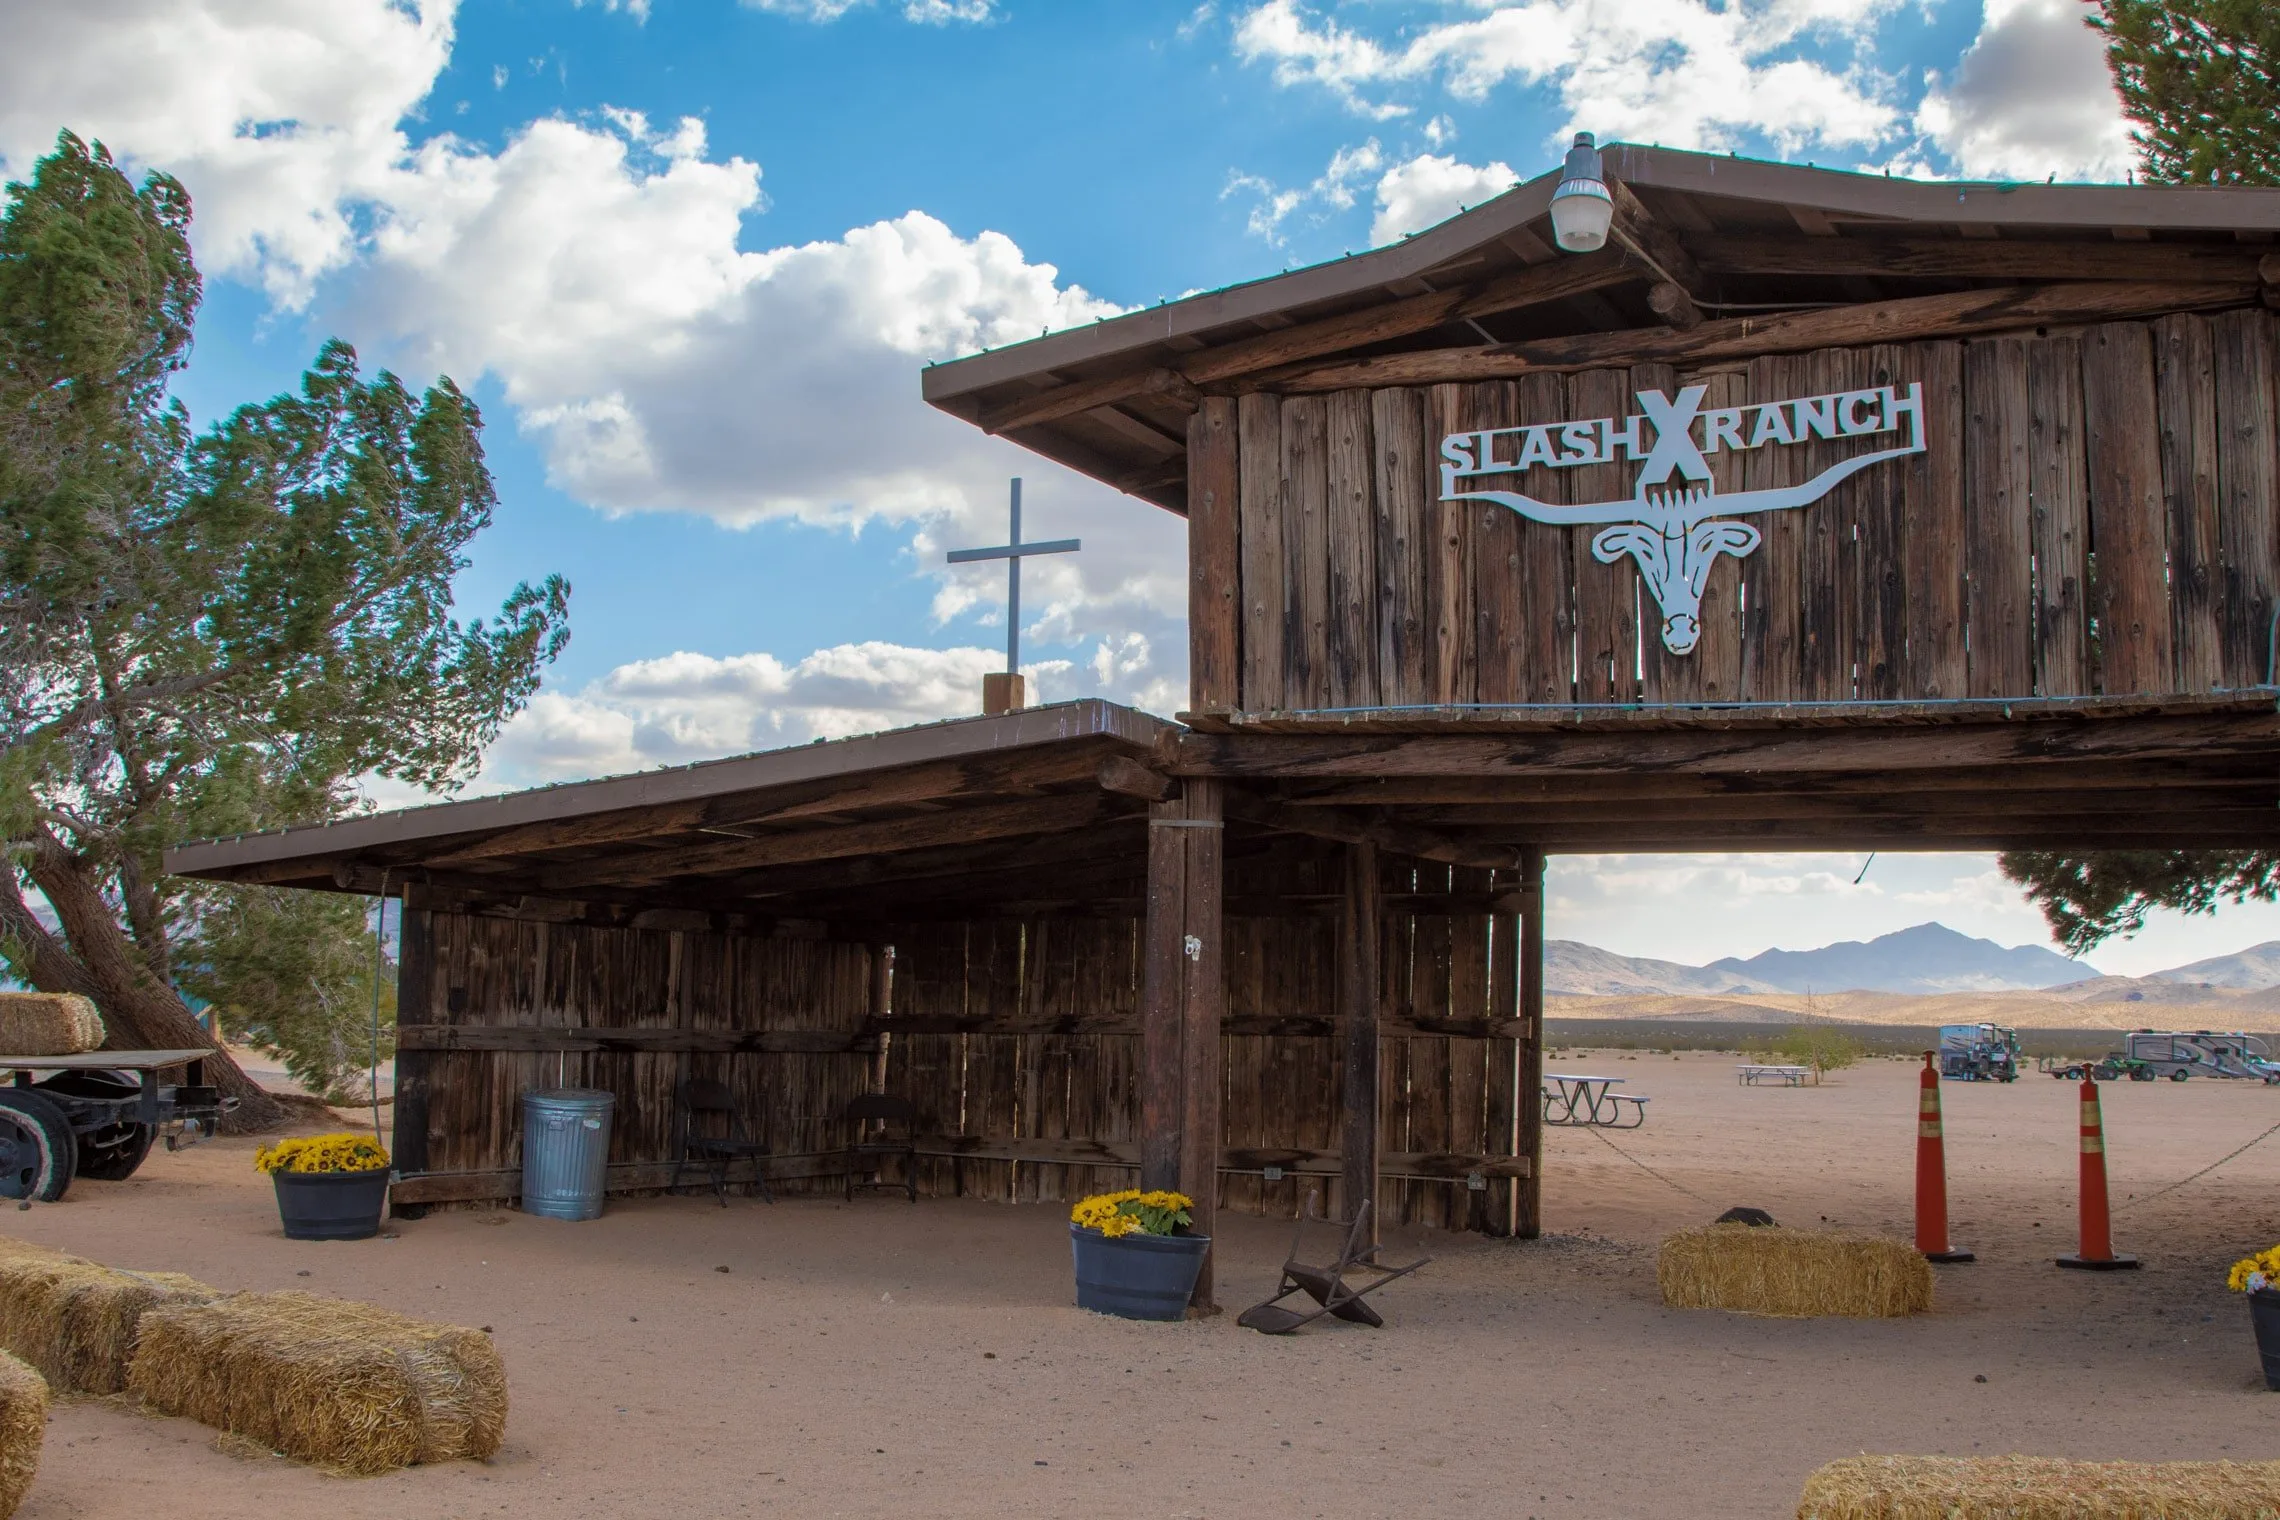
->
<box><xmin>1799</xmin><ymin>1454</ymin><xmax>2280</xmax><ymax>1519</ymax></box>
<box><xmin>1658</xmin><ymin>1224</ymin><xmax>1931</xmax><ymax>1319</ymax></box>
<box><xmin>0</xmin><ymin>1243</ymin><xmax>213</xmax><ymax>1396</ymax></box>
<box><xmin>0</xmin><ymin>1350</ymin><xmax>46</xmax><ymax>1519</ymax></box>
<box><xmin>127</xmin><ymin>1291</ymin><xmax>506</xmax><ymax>1475</ymax></box>
<box><xmin>0</xmin><ymin>994</ymin><xmax>103</xmax><ymax>1057</ymax></box>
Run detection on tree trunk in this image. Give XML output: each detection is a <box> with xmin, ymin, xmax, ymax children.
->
<box><xmin>23</xmin><ymin>837</ymin><xmax>284</xmax><ymax>1132</ymax></box>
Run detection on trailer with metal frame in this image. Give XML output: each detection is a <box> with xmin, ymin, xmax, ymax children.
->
<box><xmin>0</xmin><ymin>1050</ymin><xmax>236</xmax><ymax>1201</ymax></box>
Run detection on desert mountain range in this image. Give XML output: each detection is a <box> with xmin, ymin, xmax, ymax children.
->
<box><xmin>1550</xmin><ymin>923</ymin><xmax>2280</xmax><ymax>1031</ymax></box>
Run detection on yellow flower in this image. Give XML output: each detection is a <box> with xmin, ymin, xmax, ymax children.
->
<box><xmin>2227</xmin><ymin>1242</ymin><xmax>2280</xmax><ymax>1292</ymax></box>
<box><xmin>255</xmin><ymin>1134</ymin><xmax>390</xmax><ymax>1175</ymax></box>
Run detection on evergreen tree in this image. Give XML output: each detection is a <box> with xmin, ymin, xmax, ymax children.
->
<box><xmin>0</xmin><ymin>133</ymin><xmax>568</xmax><ymax>1127</ymax></box>
<box><xmin>2093</xmin><ymin>0</ymin><xmax>2280</xmax><ymax>185</ymax></box>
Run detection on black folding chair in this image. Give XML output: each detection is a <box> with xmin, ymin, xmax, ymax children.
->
<box><xmin>672</xmin><ymin>1079</ymin><xmax>773</xmax><ymax>1206</ymax></box>
<box><xmin>1238</xmin><ymin>1200</ymin><xmax>1429</xmax><ymax>1335</ymax></box>
<box><xmin>843</xmin><ymin>1093</ymin><xmax>917</xmax><ymax>1203</ymax></box>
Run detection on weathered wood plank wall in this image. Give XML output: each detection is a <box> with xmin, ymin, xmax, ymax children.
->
<box><xmin>879</xmin><ymin>850</ymin><xmax>1528</xmax><ymax>1232</ymax></box>
<box><xmin>1187</xmin><ymin>315</ymin><xmax>2280</xmax><ymax>713</ymax></box>
<box><xmin>397</xmin><ymin>906</ymin><xmax>875</xmax><ymax>1203</ymax></box>
<box><xmin>400</xmin><ymin>869</ymin><xmax>1534</xmax><ymax>1234</ymax></box>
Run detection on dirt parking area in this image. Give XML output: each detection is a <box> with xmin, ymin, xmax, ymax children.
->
<box><xmin>8</xmin><ymin>1050</ymin><xmax>2280</xmax><ymax>1519</ymax></box>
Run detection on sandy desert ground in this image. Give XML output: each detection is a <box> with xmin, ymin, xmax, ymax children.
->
<box><xmin>7</xmin><ymin>1051</ymin><xmax>2280</xmax><ymax>1519</ymax></box>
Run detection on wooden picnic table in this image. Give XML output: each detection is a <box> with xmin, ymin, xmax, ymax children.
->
<box><xmin>1542</xmin><ymin>1073</ymin><xmax>1649</xmax><ymax>1128</ymax></box>
<box><xmin>1737</xmin><ymin>1063</ymin><xmax>1814</xmax><ymax>1087</ymax></box>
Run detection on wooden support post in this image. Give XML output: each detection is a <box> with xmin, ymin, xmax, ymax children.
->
<box><xmin>1515</xmin><ymin>848</ymin><xmax>1547</xmax><ymax>1239</ymax></box>
<box><xmin>389</xmin><ymin>906</ymin><xmax>436</xmax><ymax>1219</ymax></box>
<box><xmin>1140</xmin><ymin>801</ymin><xmax>1187</xmax><ymax>1194</ymax></box>
<box><xmin>1338</xmin><ymin>838</ymin><xmax>1382</xmax><ymax>1240</ymax></box>
<box><xmin>1178</xmin><ymin>779</ymin><xmax>1224</xmax><ymax>1309</ymax></box>
<box><xmin>1141</xmin><ymin>780</ymin><xmax>1225</xmax><ymax>1310</ymax></box>
<box><xmin>869</xmin><ymin>942</ymin><xmax>893</xmax><ymax>1092</ymax></box>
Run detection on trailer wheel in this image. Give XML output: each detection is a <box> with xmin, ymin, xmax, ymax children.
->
<box><xmin>2131</xmin><ymin>1068</ymin><xmax>2156</xmax><ymax>1082</ymax></box>
<box><xmin>0</xmin><ymin>1091</ymin><xmax>77</xmax><ymax>1202</ymax></box>
<box><xmin>75</xmin><ymin>1123</ymin><xmax>154</xmax><ymax>1182</ymax></box>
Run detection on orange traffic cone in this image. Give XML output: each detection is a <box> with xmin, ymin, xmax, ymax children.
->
<box><xmin>1915</xmin><ymin>1051</ymin><xmax>1973</xmax><ymax>1263</ymax></box>
<box><xmin>2057</xmin><ymin>1070</ymin><xmax>2139</xmax><ymax>1270</ymax></box>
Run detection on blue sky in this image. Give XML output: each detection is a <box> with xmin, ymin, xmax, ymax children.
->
<box><xmin>11</xmin><ymin>0</ymin><xmax>2276</xmax><ymax>973</ymax></box>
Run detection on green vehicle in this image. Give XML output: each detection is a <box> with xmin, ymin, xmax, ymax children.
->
<box><xmin>1939</xmin><ymin>1023</ymin><xmax>2021</xmax><ymax>1082</ymax></box>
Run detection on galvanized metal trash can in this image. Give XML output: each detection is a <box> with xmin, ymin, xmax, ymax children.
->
<box><xmin>520</xmin><ymin>1088</ymin><xmax>614</xmax><ymax>1220</ymax></box>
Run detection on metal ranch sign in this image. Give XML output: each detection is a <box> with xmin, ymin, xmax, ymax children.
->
<box><xmin>1439</xmin><ymin>382</ymin><xmax>1927</xmax><ymax>656</ymax></box>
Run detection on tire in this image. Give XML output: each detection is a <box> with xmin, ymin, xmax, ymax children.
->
<box><xmin>2131</xmin><ymin>1068</ymin><xmax>2156</xmax><ymax>1082</ymax></box>
<box><xmin>75</xmin><ymin>1123</ymin><xmax>154</xmax><ymax>1181</ymax></box>
<box><xmin>32</xmin><ymin>1070</ymin><xmax>150</xmax><ymax>1181</ymax></box>
<box><xmin>2171</xmin><ymin>1069</ymin><xmax>2191</xmax><ymax>1082</ymax></box>
<box><xmin>0</xmin><ymin>1091</ymin><xmax>77</xmax><ymax>1201</ymax></box>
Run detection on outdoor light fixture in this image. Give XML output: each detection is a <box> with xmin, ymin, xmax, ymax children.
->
<box><xmin>1548</xmin><ymin>131</ymin><xmax>1613</xmax><ymax>253</ymax></box>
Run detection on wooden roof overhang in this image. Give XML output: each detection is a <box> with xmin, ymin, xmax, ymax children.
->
<box><xmin>165</xmin><ymin>702</ymin><xmax>1192</xmax><ymax>928</ymax></box>
<box><xmin>922</xmin><ymin>144</ymin><xmax>2280</xmax><ymax>514</ymax></box>
<box><xmin>169</xmin><ymin>693</ymin><xmax>2280</xmax><ymax>923</ymax></box>
<box><xmin>1173</xmin><ymin>692</ymin><xmax>2280</xmax><ymax>857</ymax></box>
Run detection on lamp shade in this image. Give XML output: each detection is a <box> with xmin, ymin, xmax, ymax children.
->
<box><xmin>1548</xmin><ymin>131</ymin><xmax>1613</xmax><ymax>253</ymax></box>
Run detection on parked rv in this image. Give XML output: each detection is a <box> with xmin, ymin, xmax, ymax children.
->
<box><xmin>2119</xmin><ymin>1030</ymin><xmax>2280</xmax><ymax>1083</ymax></box>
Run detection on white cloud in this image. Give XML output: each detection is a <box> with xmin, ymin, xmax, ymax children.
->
<box><xmin>574</xmin><ymin>0</ymin><xmax>653</xmax><ymax>20</ymax></box>
<box><xmin>741</xmin><ymin>0</ymin><xmax>996</xmax><ymax>21</ymax></box>
<box><xmin>472</xmin><ymin>636</ymin><xmax>1177</xmax><ymax>788</ymax></box>
<box><xmin>1233</xmin><ymin>0</ymin><xmax>1903</xmax><ymax>155</ymax></box>
<box><xmin>1369</xmin><ymin>151</ymin><xmax>1515</xmax><ymax>245</ymax></box>
<box><xmin>0</xmin><ymin>0</ymin><xmax>455</xmax><ymax>306</ymax></box>
<box><xmin>1225</xmin><ymin>138</ymin><xmax>1386</xmax><ymax>244</ymax></box>
<box><xmin>1912</xmin><ymin>0</ymin><xmax>2134</xmax><ymax>182</ymax></box>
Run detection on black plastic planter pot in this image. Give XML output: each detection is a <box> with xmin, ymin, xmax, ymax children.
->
<box><xmin>1070</xmin><ymin>1224</ymin><xmax>1210</xmax><ymax>1320</ymax></box>
<box><xmin>2251</xmin><ymin>1289</ymin><xmax>2280</xmax><ymax>1390</ymax></box>
<box><xmin>273</xmin><ymin>1167</ymin><xmax>389</xmax><ymax>1241</ymax></box>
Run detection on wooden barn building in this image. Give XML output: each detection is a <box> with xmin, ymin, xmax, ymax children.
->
<box><xmin>171</xmin><ymin>144</ymin><xmax>2280</xmax><ymax>1309</ymax></box>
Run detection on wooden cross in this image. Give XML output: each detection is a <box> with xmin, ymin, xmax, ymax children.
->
<box><xmin>946</xmin><ymin>478</ymin><xmax>1080</xmax><ymax>673</ymax></box>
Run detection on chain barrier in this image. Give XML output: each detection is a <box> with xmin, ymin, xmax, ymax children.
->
<box><xmin>1577</xmin><ymin>1122</ymin><xmax>1719</xmax><ymax>1208</ymax></box>
<box><xmin>2116</xmin><ymin>1114</ymin><xmax>2280</xmax><ymax>1213</ymax></box>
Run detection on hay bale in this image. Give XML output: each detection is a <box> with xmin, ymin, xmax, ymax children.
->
<box><xmin>1658</xmin><ymin>1224</ymin><xmax>1931</xmax><ymax>1318</ymax></box>
<box><xmin>0</xmin><ymin>994</ymin><xmax>103</xmax><ymax>1057</ymax></box>
<box><xmin>1799</xmin><ymin>1454</ymin><xmax>2280</xmax><ymax>1519</ymax></box>
<box><xmin>0</xmin><ymin>1247</ymin><xmax>214</xmax><ymax>1395</ymax></box>
<box><xmin>127</xmin><ymin>1291</ymin><xmax>506</xmax><ymax>1475</ymax></box>
<box><xmin>0</xmin><ymin>1351</ymin><xmax>44</xmax><ymax>1519</ymax></box>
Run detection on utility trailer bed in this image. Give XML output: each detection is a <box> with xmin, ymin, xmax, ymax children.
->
<box><xmin>0</xmin><ymin>1049</ymin><xmax>236</xmax><ymax>1201</ymax></box>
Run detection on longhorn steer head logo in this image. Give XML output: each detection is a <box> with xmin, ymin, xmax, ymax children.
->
<box><xmin>1439</xmin><ymin>382</ymin><xmax>1927</xmax><ymax>656</ymax></box>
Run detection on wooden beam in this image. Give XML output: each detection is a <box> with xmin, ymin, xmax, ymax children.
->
<box><xmin>864</xmin><ymin>1011</ymin><xmax>1528</xmax><ymax>1038</ymax></box>
<box><xmin>1097</xmin><ymin>754</ymin><xmax>1178</xmax><ymax>803</ymax></box>
<box><xmin>1175</xmin><ymin>712</ymin><xmax>2280</xmax><ymax>780</ymax></box>
<box><xmin>1688</xmin><ymin>234</ymin><xmax>2267</xmax><ymax>285</ymax></box>
<box><xmin>1140</xmin><ymin>794</ymin><xmax>1187</xmax><ymax>1193</ymax></box>
<box><xmin>395</xmin><ymin>1024</ymin><xmax>879</xmax><ymax>1055</ymax></box>
<box><xmin>1188</xmin><ymin>395</ymin><xmax>1241</xmax><ymax>713</ymax></box>
<box><xmin>388</xmin><ymin>906</ymin><xmax>437</xmax><ymax>1219</ymax></box>
<box><xmin>1516</xmin><ymin>848</ymin><xmax>1545</xmax><ymax>1241</ymax></box>
<box><xmin>1393</xmin><ymin>786</ymin><xmax>2277</xmax><ymax>826</ymax></box>
<box><xmin>1224</xmin><ymin>791</ymin><xmax>1517</xmax><ymax>870</ymax></box>
<box><xmin>392</xmin><ymin>1153</ymin><xmax>847</xmax><ymax>1207</ymax></box>
<box><xmin>1268</xmin><ymin>759</ymin><xmax>2278</xmax><ymax>807</ymax></box>
<box><xmin>1272</xmin><ymin>282</ymin><xmax>2258</xmax><ymax>390</ymax></box>
<box><xmin>1179</xmin><ymin>778</ymin><xmax>1224</xmax><ymax>1309</ymax></box>
<box><xmin>1610</xmin><ymin>178</ymin><xmax>1706</xmax><ymax>329</ymax></box>
<box><xmin>414</xmin><ymin>745</ymin><xmax>1112</xmax><ymax>869</ymax></box>
<box><xmin>388</xmin><ymin>1147</ymin><xmax>1531</xmax><ymax>1209</ymax></box>
<box><xmin>1339</xmin><ymin>839</ymin><xmax>1381</xmax><ymax>1239</ymax></box>
<box><xmin>541</xmin><ymin>792</ymin><xmax>1122</xmax><ymax>890</ymax></box>
<box><xmin>982</xmin><ymin>366</ymin><xmax>1199</xmax><ymax>436</ymax></box>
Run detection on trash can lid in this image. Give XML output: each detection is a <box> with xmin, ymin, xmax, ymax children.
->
<box><xmin>524</xmin><ymin>1087</ymin><xmax>616</xmax><ymax>1108</ymax></box>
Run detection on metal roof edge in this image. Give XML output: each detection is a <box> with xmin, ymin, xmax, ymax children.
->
<box><xmin>164</xmin><ymin>699</ymin><xmax>1181</xmax><ymax>879</ymax></box>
